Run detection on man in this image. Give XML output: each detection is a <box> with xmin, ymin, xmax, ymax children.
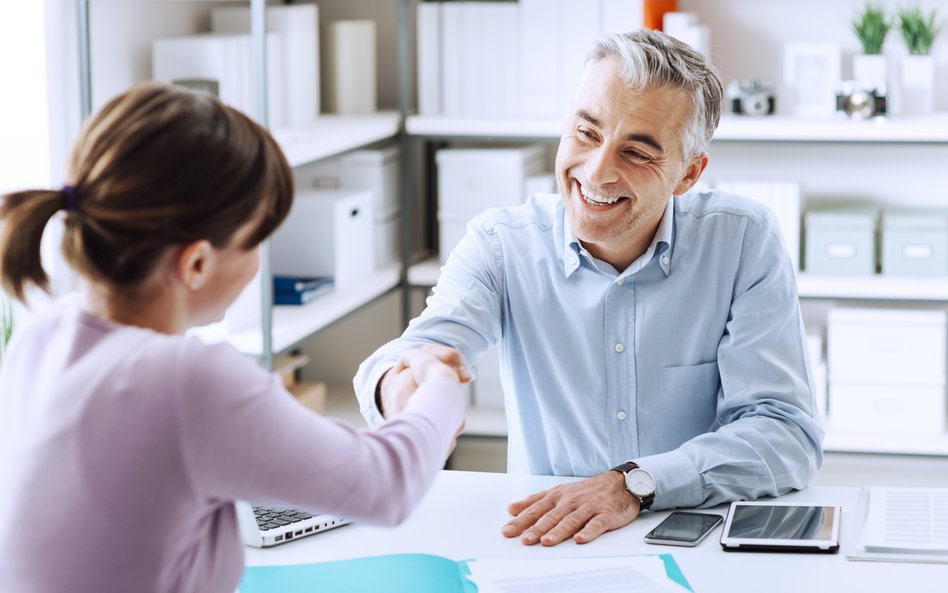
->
<box><xmin>354</xmin><ymin>29</ymin><xmax>823</xmax><ymax>546</ymax></box>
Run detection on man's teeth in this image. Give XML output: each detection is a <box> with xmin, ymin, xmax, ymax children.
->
<box><xmin>581</xmin><ymin>188</ymin><xmax>621</xmax><ymax>205</ymax></box>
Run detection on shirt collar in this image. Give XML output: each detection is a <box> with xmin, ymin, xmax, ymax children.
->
<box><xmin>562</xmin><ymin>195</ymin><xmax>675</xmax><ymax>278</ymax></box>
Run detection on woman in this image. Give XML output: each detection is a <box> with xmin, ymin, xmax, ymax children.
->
<box><xmin>0</xmin><ymin>82</ymin><xmax>465</xmax><ymax>593</ymax></box>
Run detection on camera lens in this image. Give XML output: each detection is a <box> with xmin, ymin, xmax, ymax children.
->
<box><xmin>741</xmin><ymin>93</ymin><xmax>771</xmax><ymax>116</ymax></box>
<box><xmin>844</xmin><ymin>91</ymin><xmax>875</xmax><ymax>119</ymax></box>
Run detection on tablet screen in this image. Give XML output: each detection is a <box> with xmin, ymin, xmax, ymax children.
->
<box><xmin>720</xmin><ymin>502</ymin><xmax>841</xmax><ymax>553</ymax></box>
<box><xmin>729</xmin><ymin>505</ymin><xmax>834</xmax><ymax>540</ymax></box>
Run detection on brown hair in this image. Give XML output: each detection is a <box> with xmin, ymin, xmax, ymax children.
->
<box><xmin>0</xmin><ymin>81</ymin><xmax>293</xmax><ymax>302</ymax></box>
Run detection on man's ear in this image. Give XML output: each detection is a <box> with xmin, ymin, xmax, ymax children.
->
<box><xmin>672</xmin><ymin>153</ymin><xmax>710</xmax><ymax>196</ymax></box>
<box><xmin>177</xmin><ymin>240</ymin><xmax>215</xmax><ymax>291</ymax></box>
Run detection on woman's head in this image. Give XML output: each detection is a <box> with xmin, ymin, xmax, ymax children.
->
<box><xmin>0</xmin><ymin>82</ymin><xmax>293</xmax><ymax>307</ymax></box>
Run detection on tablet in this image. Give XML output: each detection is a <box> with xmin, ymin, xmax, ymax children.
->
<box><xmin>719</xmin><ymin>501</ymin><xmax>841</xmax><ymax>553</ymax></box>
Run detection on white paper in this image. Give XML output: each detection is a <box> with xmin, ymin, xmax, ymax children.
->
<box><xmin>863</xmin><ymin>487</ymin><xmax>948</xmax><ymax>554</ymax></box>
<box><xmin>466</xmin><ymin>556</ymin><xmax>689</xmax><ymax>593</ymax></box>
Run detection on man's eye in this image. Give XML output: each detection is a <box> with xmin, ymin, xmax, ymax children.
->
<box><xmin>578</xmin><ymin>128</ymin><xmax>595</xmax><ymax>139</ymax></box>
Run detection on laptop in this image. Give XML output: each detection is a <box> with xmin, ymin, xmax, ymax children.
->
<box><xmin>235</xmin><ymin>500</ymin><xmax>349</xmax><ymax>547</ymax></box>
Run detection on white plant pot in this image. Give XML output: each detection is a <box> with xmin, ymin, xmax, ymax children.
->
<box><xmin>852</xmin><ymin>54</ymin><xmax>887</xmax><ymax>87</ymax></box>
<box><xmin>900</xmin><ymin>54</ymin><xmax>935</xmax><ymax>115</ymax></box>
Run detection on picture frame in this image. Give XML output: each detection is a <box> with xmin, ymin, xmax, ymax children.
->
<box><xmin>783</xmin><ymin>43</ymin><xmax>841</xmax><ymax>117</ymax></box>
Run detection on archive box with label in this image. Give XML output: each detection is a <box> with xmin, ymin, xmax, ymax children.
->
<box><xmin>828</xmin><ymin>381</ymin><xmax>946</xmax><ymax>434</ymax></box>
<box><xmin>827</xmin><ymin>308</ymin><xmax>947</xmax><ymax>384</ymax></box>
<box><xmin>828</xmin><ymin>308</ymin><xmax>947</xmax><ymax>434</ymax></box>
<box><xmin>436</xmin><ymin>145</ymin><xmax>546</xmax><ymax>218</ymax></box>
<box><xmin>270</xmin><ymin>190</ymin><xmax>374</xmax><ymax>290</ymax></box>
<box><xmin>881</xmin><ymin>207</ymin><xmax>948</xmax><ymax>277</ymax></box>
<box><xmin>804</xmin><ymin>206</ymin><xmax>879</xmax><ymax>275</ymax></box>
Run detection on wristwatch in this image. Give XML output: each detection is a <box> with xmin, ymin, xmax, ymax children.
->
<box><xmin>611</xmin><ymin>461</ymin><xmax>656</xmax><ymax>511</ymax></box>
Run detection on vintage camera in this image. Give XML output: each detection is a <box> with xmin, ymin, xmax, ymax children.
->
<box><xmin>727</xmin><ymin>80</ymin><xmax>776</xmax><ymax>116</ymax></box>
<box><xmin>836</xmin><ymin>81</ymin><xmax>887</xmax><ymax>119</ymax></box>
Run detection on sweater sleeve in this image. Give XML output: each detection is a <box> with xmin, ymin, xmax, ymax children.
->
<box><xmin>173</xmin><ymin>339</ymin><xmax>464</xmax><ymax>526</ymax></box>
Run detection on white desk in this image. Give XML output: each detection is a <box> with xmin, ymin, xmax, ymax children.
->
<box><xmin>246</xmin><ymin>471</ymin><xmax>946</xmax><ymax>592</ymax></box>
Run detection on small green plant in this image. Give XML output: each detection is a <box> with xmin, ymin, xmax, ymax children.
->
<box><xmin>853</xmin><ymin>3</ymin><xmax>891</xmax><ymax>55</ymax></box>
<box><xmin>0</xmin><ymin>293</ymin><xmax>13</xmax><ymax>362</ymax></box>
<box><xmin>897</xmin><ymin>5</ymin><xmax>942</xmax><ymax>55</ymax></box>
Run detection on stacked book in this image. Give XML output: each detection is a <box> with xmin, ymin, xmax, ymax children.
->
<box><xmin>273</xmin><ymin>275</ymin><xmax>334</xmax><ymax>306</ymax></box>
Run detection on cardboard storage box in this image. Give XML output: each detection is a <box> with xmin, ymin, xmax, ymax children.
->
<box><xmin>270</xmin><ymin>189</ymin><xmax>374</xmax><ymax>290</ymax></box>
<box><xmin>436</xmin><ymin>145</ymin><xmax>545</xmax><ymax>218</ymax></box>
<box><xmin>828</xmin><ymin>380</ymin><xmax>946</xmax><ymax>434</ymax></box>
<box><xmin>881</xmin><ymin>207</ymin><xmax>948</xmax><ymax>277</ymax></box>
<box><xmin>828</xmin><ymin>308</ymin><xmax>947</xmax><ymax>384</ymax></box>
<box><xmin>804</xmin><ymin>206</ymin><xmax>879</xmax><ymax>275</ymax></box>
<box><xmin>290</xmin><ymin>381</ymin><xmax>327</xmax><ymax>415</ymax></box>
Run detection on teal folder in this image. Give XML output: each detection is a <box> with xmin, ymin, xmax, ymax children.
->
<box><xmin>240</xmin><ymin>553</ymin><xmax>692</xmax><ymax>593</ymax></box>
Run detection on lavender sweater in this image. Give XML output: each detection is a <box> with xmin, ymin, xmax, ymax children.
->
<box><xmin>0</xmin><ymin>304</ymin><xmax>464</xmax><ymax>592</ymax></box>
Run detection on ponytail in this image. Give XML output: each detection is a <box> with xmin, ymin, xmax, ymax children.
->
<box><xmin>0</xmin><ymin>188</ymin><xmax>71</xmax><ymax>302</ymax></box>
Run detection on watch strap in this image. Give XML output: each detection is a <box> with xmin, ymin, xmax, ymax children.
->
<box><xmin>610</xmin><ymin>461</ymin><xmax>655</xmax><ymax>511</ymax></box>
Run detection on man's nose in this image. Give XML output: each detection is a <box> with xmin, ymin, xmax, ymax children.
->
<box><xmin>585</xmin><ymin>147</ymin><xmax>620</xmax><ymax>186</ymax></box>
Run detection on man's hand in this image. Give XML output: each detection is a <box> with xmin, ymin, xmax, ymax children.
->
<box><xmin>378</xmin><ymin>344</ymin><xmax>471</xmax><ymax>418</ymax></box>
<box><xmin>501</xmin><ymin>471</ymin><xmax>640</xmax><ymax>546</ymax></box>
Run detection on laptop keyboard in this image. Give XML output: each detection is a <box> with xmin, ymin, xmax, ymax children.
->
<box><xmin>252</xmin><ymin>506</ymin><xmax>314</xmax><ymax>532</ymax></box>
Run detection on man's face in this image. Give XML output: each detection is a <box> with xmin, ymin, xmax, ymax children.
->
<box><xmin>555</xmin><ymin>57</ymin><xmax>705</xmax><ymax>266</ymax></box>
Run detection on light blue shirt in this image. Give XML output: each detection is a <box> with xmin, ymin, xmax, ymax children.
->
<box><xmin>355</xmin><ymin>191</ymin><xmax>824</xmax><ymax>510</ymax></box>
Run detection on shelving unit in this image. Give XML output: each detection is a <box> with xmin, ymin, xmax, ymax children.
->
<box><xmin>75</xmin><ymin>1</ymin><xmax>404</xmax><ymax>371</ymax></box>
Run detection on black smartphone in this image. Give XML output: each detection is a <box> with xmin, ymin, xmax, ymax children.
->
<box><xmin>644</xmin><ymin>511</ymin><xmax>724</xmax><ymax>547</ymax></box>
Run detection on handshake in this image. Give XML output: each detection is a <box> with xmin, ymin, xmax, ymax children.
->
<box><xmin>378</xmin><ymin>344</ymin><xmax>472</xmax><ymax>419</ymax></box>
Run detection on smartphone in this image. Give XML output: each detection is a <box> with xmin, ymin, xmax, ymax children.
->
<box><xmin>644</xmin><ymin>511</ymin><xmax>724</xmax><ymax>547</ymax></box>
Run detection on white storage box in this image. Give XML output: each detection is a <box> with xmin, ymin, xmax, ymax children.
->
<box><xmin>211</xmin><ymin>3</ymin><xmax>320</xmax><ymax>127</ymax></box>
<box><xmin>828</xmin><ymin>380</ymin><xmax>946</xmax><ymax>434</ymax></box>
<box><xmin>270</xmin><ymin>189</ymin><xmax>374</xmax><ymax>290</ymax></box>
<box><xmin>828</xmin><ymin>308</ymin><xmax>947</xmax><ymax>384</ymax></box>
<box><xmin>152</xmin><ymin>32</ymin><xmax>284</xmax><ymax>126</ymax></box>
<box><xmin>804</xmin><ymin>206</ymin><xmax>878</xmax><ymax>275</ymax></box>
<box><xmin>375</xmin><ymin>209</ymin><xmax>401</xmax><ymax>269</ymax></box>
<box><xmin>438</xmin><ymin>213</ymin><xmax>470</xmax><ymax>264</ymax></box>
<box><xmin>294</xmin><ymin>147</ymin><xmax>400</xmax><ymax>217</ymax></box>
<box><xmin>881</xmin><ymin>207</ymin><xmax>948</xmax><ymax>277</ymax></box>
<box><xmin>436</xmin><ymin>145</ymin><xmax>545</xmax><ymax>218</ymax></box>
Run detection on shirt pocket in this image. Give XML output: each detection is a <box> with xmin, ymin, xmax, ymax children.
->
<box><xmin>659</xmin><ymin>361</ymin><xmax>721</xmax><ymax>447</ymax></box>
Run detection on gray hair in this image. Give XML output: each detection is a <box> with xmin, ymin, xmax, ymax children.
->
<box><xmin>586</xmin><ymin>29</ymin><xmax>723</xmax><ymax>159</ymax></box>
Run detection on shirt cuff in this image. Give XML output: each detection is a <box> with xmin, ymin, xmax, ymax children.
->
<box><xmin>358</xmin><ymin>363</ymin><xmax>394</xmax><ymax>429</ymax></box>
<box><xmin>635</xmin><ymin>449</ymin><xmax>705</xmax><ymax>510</ymax></box>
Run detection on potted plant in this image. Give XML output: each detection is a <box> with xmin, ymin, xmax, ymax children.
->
<box><xmin>852</xmin><ymin>3</ymin><xmax>890</xmax><ymax>85</ymax></box>
<box><xmin>0</xmin><ymin>293</ymin><xmax>13</xmax><ymax>363</ymax></box>
<box><xmin>897</xmin><ymin>5</ymin><xmax>942</xmax><ymax>114</ymax></box>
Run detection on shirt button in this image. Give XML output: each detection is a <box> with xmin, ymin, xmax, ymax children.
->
<box><xmin>614</xmin><ymin>343</ymin><xmax>624</xmax><ymax>353</ymax></box>
<box><xmin>617</xmin><ymin>410</ymin><xmax>627</xmax><ymax>420</ymax></box>
<box><xmin>661</xmin><ymin>255</ymin><xmax>670</xmax><ymax>265</ymax></box>
<box><xmin>615</xmin><ymin>278</ymin><xmax>624</xmax><ymax>286</ymax></box>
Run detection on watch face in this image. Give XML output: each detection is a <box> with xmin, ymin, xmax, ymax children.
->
<box><xmin>626</xmin><ymin>468</ymin><xmax>656</xmax><ymax>497</ymax></box>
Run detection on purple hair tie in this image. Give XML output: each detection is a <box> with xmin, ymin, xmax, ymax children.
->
<box><xmin>62</xmin><ymin>185</ymin><xmax>78</xmax><ymax>212</ymax></box>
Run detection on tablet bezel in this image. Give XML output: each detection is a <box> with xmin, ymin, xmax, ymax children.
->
<box><xmin>719</xmin><ymin>501</ymin><xmax>842</xmax><ymax>553</ymax></box>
